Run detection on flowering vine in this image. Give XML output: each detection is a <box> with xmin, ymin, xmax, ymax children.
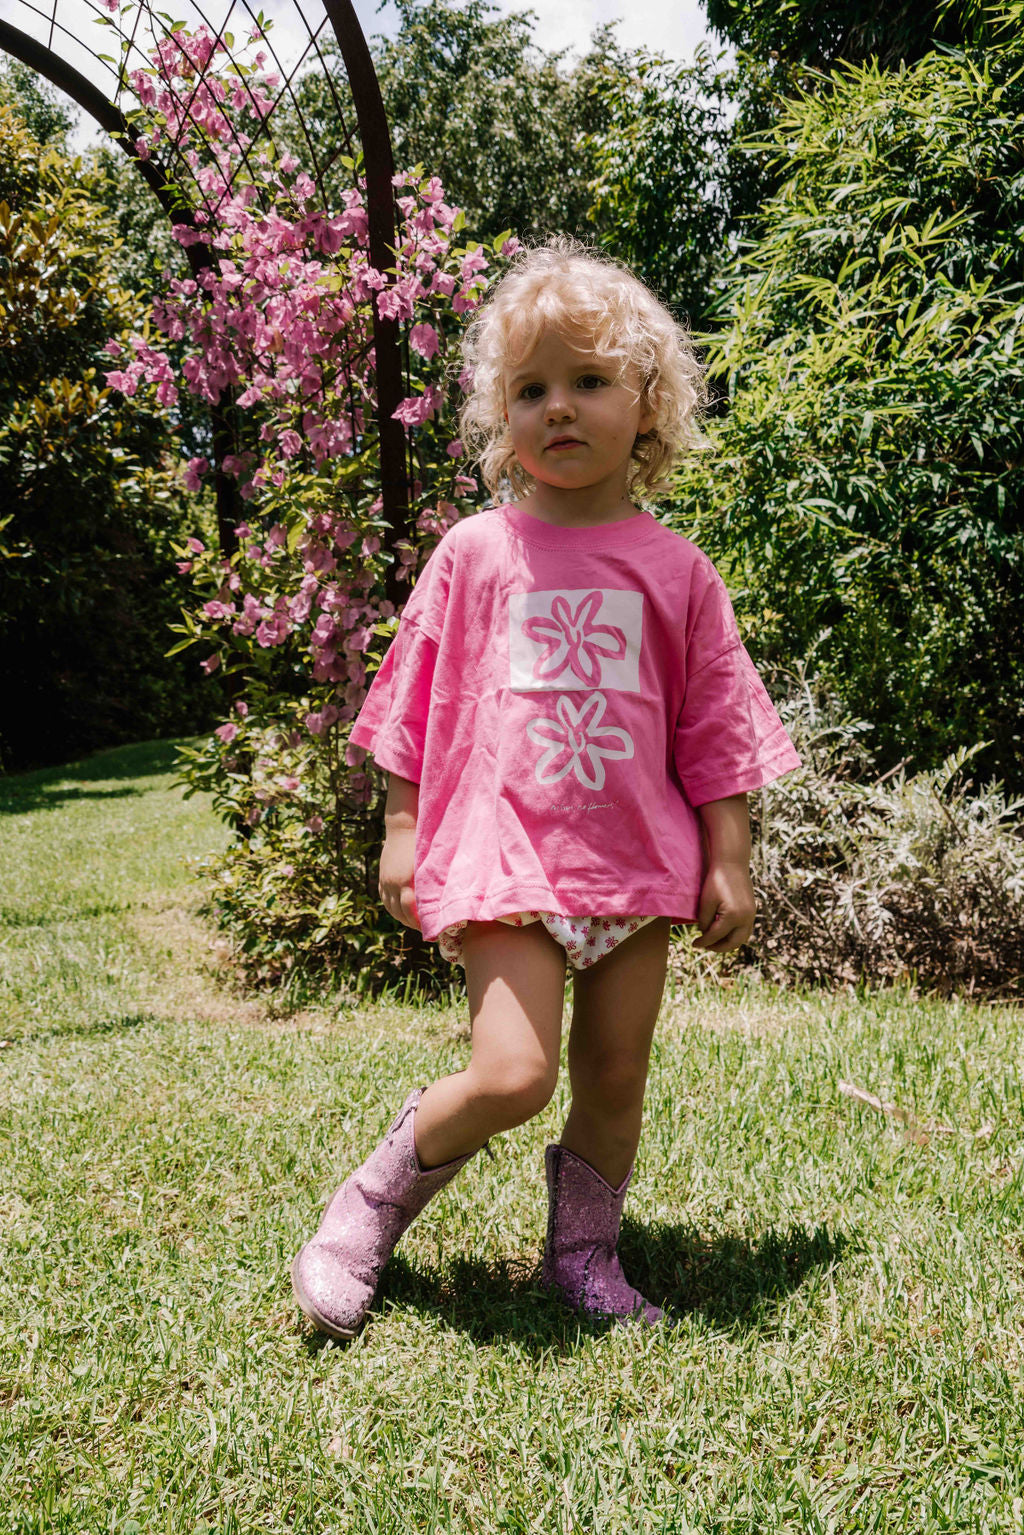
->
<box><xmin>99</xmin><ymin>5</ymin><xmax>515</xmax><ymax>985</ymax></box>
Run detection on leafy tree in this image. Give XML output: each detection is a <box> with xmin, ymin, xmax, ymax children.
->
<box><xmin>0</xmin><ymin>94</ymin><xmax>213</xmax><ymax>770</ymax></box>
<box><xmin>91</xmin><ymin>143</ymin><xmax>189</xmax><ymax>308</ymax></box>
<box><xmin>375</xmin><ymin>0</ymin><xmax>630</xmax><ymax>242</ymax></box>
<box><xmin>705</xmin><ymin>0</ymin><xmax>990</xmax><ymax>70</ymax></box>
<box><xmin>670</xmin><ymin>12</ymin><xmax>1024</xmax><ymax>788</ymax></box>
<box><xmin>586</xmin><ymin>48</ymin><xmax>787</xmax><ymax>324</ymax></box>
<box><xmin>0</xmin><ymin>59</ymin><xmax>74</xmax><ymax>147</ymax></box>
<box><xmin>285</xmin><ymin>0</ymin><xmax>630</xmax><ymax>247</ymax></box>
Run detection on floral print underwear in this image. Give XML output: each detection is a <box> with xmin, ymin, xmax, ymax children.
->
<box><xmin>437</xmin><ymin>911</ymin><xmax>658</xmax><ymax>971</ymax></box>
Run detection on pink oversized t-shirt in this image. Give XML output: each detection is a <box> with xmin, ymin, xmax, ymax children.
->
<box><xmin>350</xmin><ymin>504</ymin><xmax>800</xmax><ymax>940</ymax></box>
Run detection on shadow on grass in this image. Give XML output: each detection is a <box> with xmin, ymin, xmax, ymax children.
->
<box><xmin>3</xmin><ymin>1010</ymin><xmax>158</xmax><ymax>1049</ymax></box>
<box><xmin>0</xmin><ymin>738</ymin><xmax>191</xmax><ymax>817</ymax></box>
<box><xmin>352</xmin><ymin>1219</ymin><xmax>852</xmax><ymax>1352</ymax></box>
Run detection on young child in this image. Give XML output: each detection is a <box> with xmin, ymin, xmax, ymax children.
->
<box><xmin>291</xmin><ymin>237</ymin><xmax>800</xmax><ymax>1339</ymax></box>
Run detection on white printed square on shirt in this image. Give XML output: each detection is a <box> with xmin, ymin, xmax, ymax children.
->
<box><xmin>508</xmin><ymin>588</ymin><xmax>643</xmax><ymax>693</ymax></box>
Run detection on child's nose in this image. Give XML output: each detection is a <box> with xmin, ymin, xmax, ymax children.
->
<box><xmin>546</xmin><ymin>392</ymin><xmax>575</xmax><ymax>420</ymax></box>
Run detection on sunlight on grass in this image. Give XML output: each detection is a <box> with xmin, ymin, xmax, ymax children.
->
<box><xmin>2</xmin><ymin>741</ymin><xmax>1023</xmax><ymax>1531</ymax></box>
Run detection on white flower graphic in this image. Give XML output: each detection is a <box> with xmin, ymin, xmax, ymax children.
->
<box><xmin>525</xmin><ymin>692</ymin><xmax>634</xmax><ymax>790</ymax></box>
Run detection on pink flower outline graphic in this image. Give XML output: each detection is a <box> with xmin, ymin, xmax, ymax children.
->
<box><xmin>522</xmin><ymin>591</ymin><xmax>627</xmax><ymax>686</ymax></box>
<box><xmin>525</xmin><ymin>692</ymin><xmax>634</xmax><ymax>790</ymax></box>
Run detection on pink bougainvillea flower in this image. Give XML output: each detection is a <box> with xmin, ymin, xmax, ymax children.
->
<box><xmin>255</xmin><ymin>610</ymin><xmax>290</xmax><ymax>647</ymax></box>
<box><xmin>215</xmin><ymin>721</ymin><xmax>238</xmax><ymax>744</ymax></box>
<box><xmin>201</xmin><ymin>653</ymin><xmax>220</xmax><ymax>674</ymax></box>
<box><xmin>304</xmin><ymin>703</ymin><xmax>340</xmax><ymax>737</ymax></box>
<box><xmin>522</xmin><ymin>591</ymin><xmax>627</xmax><ymax>686</ymax></box>
<box><xmin>392</xmin><ymin>384</ymin><xmax>442</xmax><ymax>427</ymax></box>
<box><xmin>409</xmin><ymin>321</ymin><xmax>440</xmax><ymax>360</ymax></box>
<box><xmin>460</xmin><ymin>247</ymin><xmax>488</xmax><ymax>280</ymax></box>
<box><xmin>185</xmin><ymin>535</ymin><xmax>206</xmax><ymax>554</ymax></box>
<box><xmin>446</xmin><ymin>438</ymin><xmax>463</xmax><ymax>458</ymax></box>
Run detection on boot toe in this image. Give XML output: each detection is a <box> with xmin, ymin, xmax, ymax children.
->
<box><xmin>291</xmin><ymin>1243</ymin><xmax>375</xmax><ymax>1339</ymax></box>
<box><xmin>590</xmin><ymin>1283</ymin><xmax>664</xmax><ymax>1327</ymax></box>
<box><xmin>633</xmin><ymin>1296</ymin><xmax>665</xmax><ymax>1326</ymax></box>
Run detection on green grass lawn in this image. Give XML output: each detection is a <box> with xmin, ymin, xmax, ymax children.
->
<box><xmin>2</xmin><ymin>742</ymin><xmax>1023</xmax><ymax>1532</ymax></box>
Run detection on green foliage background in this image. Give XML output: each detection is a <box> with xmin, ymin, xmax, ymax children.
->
<box><xmin>0</xmin><ymin>68</ymin><xmax>215</xmax><ymax>771</ymax></box>
<box><xmin>2</xmin><ymin>0</ymin><xmax>1023</xmax><ymax>989</ymax></box>
<box><xmin>668</xmin><ymin>14</ymin><xmax>1024</xmax><ymax>790</ymax></box>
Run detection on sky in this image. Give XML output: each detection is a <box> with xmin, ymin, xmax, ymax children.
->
<box><xmin>364</xmin><ymin>0</ymin><xmax>725</xmax><ymax>65</ymax></box>
<box><xmin>0</xmin><ymin>0</ymin><xmax>727</xmax><ymax>147</ymax></box>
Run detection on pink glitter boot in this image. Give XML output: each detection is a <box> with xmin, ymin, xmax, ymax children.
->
<box><xmin>291</xmin><ymin>1088</ymin><xmax>475</xmax><ymax>1339</ymax></box>
<box><xmin>541</xmin><ymin>1143</ymin><xmax>664</xmax><ymax>1325</ymax></box>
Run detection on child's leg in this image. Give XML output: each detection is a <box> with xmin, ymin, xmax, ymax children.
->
<box><xmin>560</xmin><ymin>917</ymin><xmax>671</xmax><ymax>1188</ymax></box>
<box><xmin>540</xmin><ymin>918</ymin><xmax>672</xmax><ymax>1326</ymax></box>
<box><xmin>413</xmin><ymin>919</ymin><xmax>568</xmax><ymax>1169</ymax></box>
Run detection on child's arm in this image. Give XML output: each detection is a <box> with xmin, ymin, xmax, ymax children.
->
<box><xmin>379</xmin><ymin>772</ymin><xmax>421</xmax><ymax>930</ymax></box>
<box><xmin>693</xmin><ymin>793</ymin><xmax>756</xmax><ymax>953</ymax></box>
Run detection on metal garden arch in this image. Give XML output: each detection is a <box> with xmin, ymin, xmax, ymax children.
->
<box><xmin>0</xmin><ymin>0</ymin><xmax>411</xmax><ymax>591</ymax></box>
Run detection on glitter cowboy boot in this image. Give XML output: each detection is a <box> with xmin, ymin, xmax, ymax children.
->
<box><xmin>292</xmin><ymin>1088</ymin><xmax>476</xmax><ymax>1340</ymax></box>
<box><xmin>541</xmin><ymin>1143</ymin><xmax>664</xmax><ymax>1325</ymax></box>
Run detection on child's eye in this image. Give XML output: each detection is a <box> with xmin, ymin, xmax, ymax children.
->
<box><xmin>578</xmin><ymin>374</ymin><xmax>608</xmax><ymax>390</ymax></box>
<box><xmin>519</xmin><ymin>383</ymin><xmax>544</xmax><ymax>400</ymax></box>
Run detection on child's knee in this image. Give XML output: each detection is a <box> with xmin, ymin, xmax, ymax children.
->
<box><xmin>467</xmin><ymin>1061</ymin><xmax>557</xmax><ymax>1129</ymax></box>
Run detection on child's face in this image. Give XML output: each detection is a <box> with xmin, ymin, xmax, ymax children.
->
<box><xmin>504</xmin><ymin>329</ymin><xmax>652</xmax><ymax>500</ymax></box>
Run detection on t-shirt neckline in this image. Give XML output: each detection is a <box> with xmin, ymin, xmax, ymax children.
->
<box><xmin>500</xmin><ymin>502</ymin><xmax>660</xmax><ymax>550</ymax></box>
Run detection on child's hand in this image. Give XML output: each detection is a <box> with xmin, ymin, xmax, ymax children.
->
<box><xmin>379</xmin><ymin>828</ymin><xmax>421</xmax><ymax>930</ymax></box>
<box><xmin>693</xmin><ymin>861</ymin><xmax>756</xmax><ymax>953</ymax></box>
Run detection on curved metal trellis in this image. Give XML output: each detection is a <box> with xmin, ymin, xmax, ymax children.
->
<box><xmin>0</xmin><ymin>0</ymin><xmax>411</xmax><ymax>580</ymax></box>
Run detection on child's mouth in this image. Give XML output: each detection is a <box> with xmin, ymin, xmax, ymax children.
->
<box><xmin>547</xmin><ymin>438</ymin><xmax>583</xmax><ymax>451</ymax></box>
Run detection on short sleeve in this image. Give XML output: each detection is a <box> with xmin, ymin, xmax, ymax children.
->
<box><xmin>672</xmin><ymin>565</ymin><xmax>800</xmax><ymax>806</ymax></box>
<box><xmin>349</xmin><ymin>618</ymin><xmax>439</xmax><ymax>783</ymax></box>
<box><xmin>348</xmin><ymin>535</ymin><xmax>452</xmax><ymax>783</ymax></box>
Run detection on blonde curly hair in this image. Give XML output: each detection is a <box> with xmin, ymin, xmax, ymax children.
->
<box><xmin>458</xmin><ymin>236</ymin><xmax>709</xmax><ymax>501</ymax></box>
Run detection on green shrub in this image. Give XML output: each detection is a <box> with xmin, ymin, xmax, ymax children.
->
<box><xmin>179</xmin><ymin>686</ymin><xmax>444</xmax><ymax>998</ymax></box>
<box><xmin>192</xmin><ymin>667</ymin><xmax>1024</xmax><ymax>1001</ymax></box>
<box><xmin>738</xmin><ymin>671</ymin><xmax>1024</xmax><ymax>995</ymax></box>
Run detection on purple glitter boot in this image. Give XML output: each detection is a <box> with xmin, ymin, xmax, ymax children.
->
<box><xmin>541</xmin><ymin>1143</ymin><xmax>663</xmax><ymax>1325</ymax></box>
<box><xmin>291</xmin><ymin>1088</ymin><xmax>475</xmax><ymax>1339</ymax></box>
